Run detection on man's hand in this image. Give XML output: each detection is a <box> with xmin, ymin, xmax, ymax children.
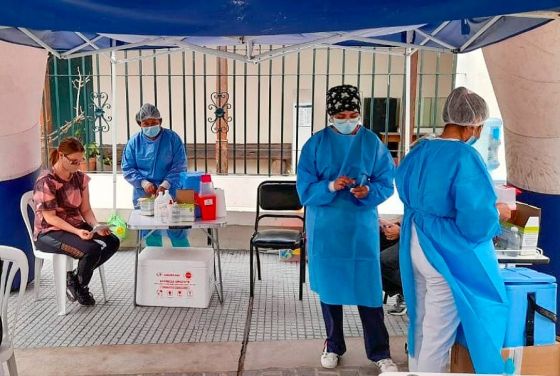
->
<box><xmin>333</xmin><ymin>176</ymin><xmax>355</xmax><ymax>191</ymax></box>
<box><xmin>156</xmin><ymin>186</ymin><xmax>167</xmax><ymax>195</ymax></box>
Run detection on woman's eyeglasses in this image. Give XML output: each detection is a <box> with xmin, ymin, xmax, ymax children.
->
<box><xmin>64</xmin><ymin>155</ymin><xmax>85</xmax><ymax>166</ymax></box>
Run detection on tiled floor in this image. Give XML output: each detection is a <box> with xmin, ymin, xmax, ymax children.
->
<box><xmin>6</xmin><ymin>249</ymin><xmax>409</xmax><ymax>375</ymax></box>
<box><xmin>12</xmin><ymin>249</ymin><xmax>407</xmax><ymax>349</ymax></box>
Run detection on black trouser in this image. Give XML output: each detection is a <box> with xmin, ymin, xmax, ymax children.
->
<box><xmin>380</xmin><ymin>242</ymin><xmax>402</xmax><ymax>297</ymax></box>
<box><xmin>35</xmin><ymin>223</ymin><xmax>120</xmax><ymax>286</ymax></box>
<box><xmin>321</xmin><ymin>302</ymin><xmax>391</xmax><ymax>362</ymax></box>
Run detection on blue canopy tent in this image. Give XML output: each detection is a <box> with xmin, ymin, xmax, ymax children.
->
<box><xmin>1</xmin><ymin>0</ymin><xmax>559</xmax><ymax>332</ymax></box>
<box><xmin>1</xmin><ymin>2</ymin><xmax>558</xmax><ymax>210</ymax></box>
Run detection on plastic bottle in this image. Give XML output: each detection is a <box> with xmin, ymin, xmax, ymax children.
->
<box><xmin>168</xmin><ymin>200</ymin><xmax>181</xmax><ymax>223</ymax></box>
<box><xmin>160</xmin><ymin>191</ymin><xmax>173</xmax><ymax>223</ymax></box>
<box><xmin>199</xmin><ymin>174</ymin><xmax>215</xmax><ymax>195</ymax></box>
<box><xmin>198</xmin><ymin>174</ymin><xmax>217</xmax><ymax>220</ymax></box>
<box><xmin>508</xmin><ymin>226</ymin><xmax>522</xmax><ymax>252</ymax></box>
<box><xmin>473</xmin><ymin>117</ymin><xmax>502</xmax><ymax>171</ymax></box>
<box><xmin>154</xmin><ymin>191</ymin><xmax>164</xmax><ymax>221</ymax></box>
<box><xmin>487</xmin><ymin>125</ymin><xmax>501</xmax><ymax>171</ymax></box>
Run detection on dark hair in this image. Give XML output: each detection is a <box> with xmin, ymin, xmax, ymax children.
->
<box><xmin>49</xmin><ymin>137</ymin><xmax>85</xmax><ymax>166</ymax></box>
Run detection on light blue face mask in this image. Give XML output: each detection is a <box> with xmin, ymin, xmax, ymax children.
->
<box><xmin>465</xmin><ymin>136</ymin><xmax>478</xmax><ymax>146</ymax></box>
<box><xmin>465</xmin><ymin>127</ymin><xmax>480</xmax><ymax>146</ymax></box>
<box><xmin>332</xmin><ymin>118</ymin><xmax>360</xmax><ymax>135</ymax></box>
<box><xmin>142</xmin><ymin>125</ymin><xmax>161</xmax><ymax>138</ymax></box>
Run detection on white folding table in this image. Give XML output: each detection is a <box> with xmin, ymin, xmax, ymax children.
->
<box><xmin>496</xmin><ymin>248</ymin><xmax>550</xmax><ymax>266</ymax></box>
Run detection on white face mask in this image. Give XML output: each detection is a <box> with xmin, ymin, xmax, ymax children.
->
<box><xmin>332</xmin><ymin>118</ymin><xmax>360</xmax><ymax>134</ymax></box>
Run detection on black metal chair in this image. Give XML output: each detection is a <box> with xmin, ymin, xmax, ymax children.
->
<box><xmin>250</xmin><ymin>181</ymin><xmax>306</xmax><ymax>300</ymax></box>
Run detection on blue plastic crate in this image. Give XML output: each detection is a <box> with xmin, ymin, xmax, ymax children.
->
<box><xmin>179</xmin><ymin>171</ymin><xmax>205</xmax><ymax>218</ymax></box>
<box><xmin>179</xmin><ymin>171</ymin><xmax>204</xmax><ymax>192</ymax></box>
<box><xmin>501</xmin><ymin>267</ymin><xmax>557</xmax><ymax>347</ymax></box>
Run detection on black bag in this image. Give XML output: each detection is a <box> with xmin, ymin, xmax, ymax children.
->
<box><xmin>524</xmin><ymin>293</ymin><xmax>557</xmax><ymax>346</ymax></box>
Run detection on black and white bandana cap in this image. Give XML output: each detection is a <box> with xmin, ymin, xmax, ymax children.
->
<box><xmin>326</xmin><ymin>85</ymin><xmax>361</xmax><ymax>116</ymax></box>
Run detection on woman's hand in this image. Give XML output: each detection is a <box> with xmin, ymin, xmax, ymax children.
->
<box><xmin>497</xmin><ymin>203</ymin><xmax>512</xmax><ymax>221</ymax></box>
<box><xmin>333</xmin><ymin>176</ymin><xmax>355</xmax><ymax>191</ymax></box>
<box><xmin>383</xmin><ymin>224</ymin><xmax>401</xmax><ymax>240</ymax></box>
<box><xmin>98</xmin><ymin>228</ymin><xmax>112</xmax><ymax>237</ymax></box>
<box><xmin>144</xmin><ymin>183</ymin><xmax>157</xmax><ymax>195</ymax></box>
<box><xmin>351</xmin><ymin>185</ymin><xmax>369</xmax><ymax>199</ymax></box>
<box><xmin>75</xmin><ymin>229</ymin><xmax>93</xmax><ymax>240</ymax></box>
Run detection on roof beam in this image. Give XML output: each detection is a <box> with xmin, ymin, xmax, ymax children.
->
<box><xmin>117</xmin><ymin>46</ymin><xmax>186</xmax><ymax>64</ymax></box>
<box><xmin>326</xmin><ymin>44</ymin><xmax>406</xmax><ymax>56</ymax></box>
<box><xmin>249</xmin><ymin>28</ymin><xmax>386</xmax><ymax>63</ymax></box>
<box><xmin>414</xmin><ymin>28</ymin><xmax>455</xmax><ymax>50</ymax></box>
<box><xmin>460</xmin><ymin>16</ymin><xmax>502</xmax><ymax>52</ymax></box>
<box><xmin>62</xmin><ymin>37</ymin><xmax>169</xmax><ymax>59</ymax></box>
<box><xmin>62</xmin><ymin>35</ymin><xmax>105</xmax><ymax>56</ymax></box>
<box><xmin>507</xmin><ymin>11</ymin><xmax>560</xmax><ymax>19</ymax></box>
<box><xmin>18</xmin><ymin>28</ymin><xmax>61</xmax><ymax>58</ymax></box>
<box><xmin>174</xmin><ymin>40</ymin><xmax>250</xmax><ymax>63</ymax></box>
<box><xmin>351</xmin><ymin>36</ymin><xmax>452</xmax><ymax>53</ymax></box>
<box><xmin>418</xmin><ymin>21</ymin><xmax>451</xmax><ymax>46</ymax></box>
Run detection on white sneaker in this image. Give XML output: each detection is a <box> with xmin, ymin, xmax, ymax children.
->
<box><xmin>320</xmin><ymin>348</ymin><xmax>339</xmax><ymax>369</ymax></box>
<box><xmin>375</xmin><ymin>358</ymin><xmax>398</xmax><ymax>372</ymax></box>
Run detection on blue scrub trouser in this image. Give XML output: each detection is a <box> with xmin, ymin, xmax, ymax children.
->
<box><xmin>141</xmin><ymin>229</ymin><xmax>190</xmax><ymax>247</ymax></box>
<box><xmin>320</xmin><ymin>301</ymin><xmax>391</xmax><ymax>362</ymax></box>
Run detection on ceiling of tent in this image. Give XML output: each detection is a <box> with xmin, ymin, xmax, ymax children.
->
<box><xmin>0</xmin><ymin>1</ymin><xmax>559</xmax><ymax>63</ymax></box>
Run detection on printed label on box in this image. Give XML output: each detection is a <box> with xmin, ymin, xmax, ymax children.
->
<box><xmin>153</xmin><ymin>271</ymin><xmax>196</xmax><ymax>299</ymax></box>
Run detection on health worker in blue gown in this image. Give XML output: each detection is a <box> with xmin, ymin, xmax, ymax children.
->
<box><xmin>296</xmin><ymin>85</ymin><xmax>398</xmax><ymax>373</ymax></box>
<box><xmin>395</xmin><ymin>87</ymin><xmax>512</xmax><ymax>374</ymax></box>
<box><xmin>122</xmin><ymin>103</ymin><xmax>189</xmax><ymax>247</ymax></box>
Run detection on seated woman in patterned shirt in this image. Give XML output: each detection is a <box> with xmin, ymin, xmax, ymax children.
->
<box><xmin>33</xmin><ymin>137</ymin><xmax>119</xmax><ymax>306</ymax></box>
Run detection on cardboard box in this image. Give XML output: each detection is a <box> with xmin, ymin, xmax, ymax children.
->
<box><xmin>176</xmin><ymin>189</ymin><xmax>195</xmax><ymax>204</ymax></box>
<box><xmin>497</xmin><ymin>202</ymin><xmax>541</xmax><ymax>251</ymax></box>
<box><xmin>451</xmin><ymin>343</ymin><xmax>560</xmax><ymax>375</ymax></box>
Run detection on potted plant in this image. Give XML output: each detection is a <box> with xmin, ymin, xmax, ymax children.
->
<box><xmin>102</xmin><ymin>155</ymin><xmax>112</xmax><ymax>170</ymax></box>
<box><xmin>85</xmin><ymin>142</ymin><xmax>100</xmax><ymax>171</ymax></box>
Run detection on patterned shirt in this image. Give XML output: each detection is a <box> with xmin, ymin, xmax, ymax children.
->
<box><xmin>33</xmin><ymin>169</ymin><xmax>90</xmax><ymax>240</ymax></box>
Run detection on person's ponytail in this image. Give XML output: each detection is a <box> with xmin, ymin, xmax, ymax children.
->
<box><xmin>49</xmin><ymin>149</ymin><xmax>59</xmax><ymax>166</ymax></box>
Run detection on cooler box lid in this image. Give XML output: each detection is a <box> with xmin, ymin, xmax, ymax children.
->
<box><xmin>139</xmin><ymin>247</ymin><xmax>214</xmax><ymax>267</ymax></box>
<box><xmin>179</xmin><ymin>171</ymin><xmax>205</xmax><ymax>191</ymax></box>
<box><xmin>501</xmin><ymin>267</ymin><xmax>556</xmax><ymax>285</ymax></box>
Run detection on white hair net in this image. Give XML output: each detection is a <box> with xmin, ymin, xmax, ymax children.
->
<box><xmin>442</xmin><ymin>87</ymin><xmax>489</xmax><ymax>127</ymax></box>
<box><xmin>137</xmin><ymin>103</ymin><xmax>161</xmax><ymax>123</ymax></box>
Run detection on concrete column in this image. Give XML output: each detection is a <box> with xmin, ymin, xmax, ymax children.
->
<box><xmin>0</xmin><ymin>40</ymin><xmax>48</xmax><ymax>286</ymax></box>
<box><xmin>484</xmin><ymin>20</ymin><xmax>560</xmax><ymax>335</ymax></box>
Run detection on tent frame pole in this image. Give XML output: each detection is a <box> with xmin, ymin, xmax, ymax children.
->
<box><xmin>403</xmin><ymin>48</ymin><xmax>412</xmax><ymax>155</ymax></box>
<box><xmin>460</xmin><ymin>16</ymin><xmax>502</xmax><ymax>52</ymax></box>
<box><xmin>18</xmin><ymin>28</ymin><xmax>62</xmax><ymax>58</ymax></box>
<box><xmin>111</xmin><ymin>51</ymin><xmax>118</xmax><ymax>213</ymax></box>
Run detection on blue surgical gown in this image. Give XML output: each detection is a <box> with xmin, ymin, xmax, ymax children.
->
<box><xmin>395</xmin><ymin>139</ymin><xmax>508</xmax><ymax>374</ymax></box>
<box><xmin>122</xmin><ymin>128</ymin><xmax>188</xmax><ymax>246</ymax></box>
<box><xmin>297</xmin><ymin>126</ymin><xmax>394</xmax><ymax>307</ymax></box>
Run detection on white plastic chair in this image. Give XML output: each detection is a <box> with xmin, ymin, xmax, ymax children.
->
<box><xmin>20</xmin><ymin>191</ymin><xmax>107</xmax><ymax>316</ymax></box>
<box><xmin>0</xmin><ymin>245</ymin><xmax>28</xmax><ymax>376</ymax></box>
